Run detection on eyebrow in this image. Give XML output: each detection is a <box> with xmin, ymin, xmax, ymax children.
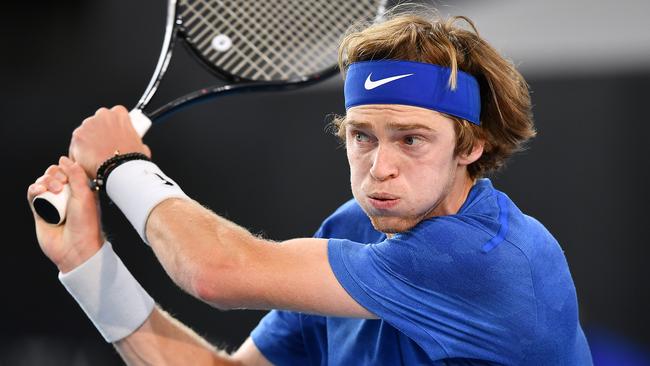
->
<box><xmin>387</xmin><ymin>122</ymin><xmax>435</xmax><ymax>131</ymax></box>
<box><xmin>345</xmin><ymin>120</ymin><xmax>372</xmax><ymax>130</ymax></box>
<box><xmin>346</xmin><ymin>120</ymin><xmax>435</xmax><ymax>132</ymax></box>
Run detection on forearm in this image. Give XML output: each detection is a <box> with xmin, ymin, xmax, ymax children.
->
<box><xmin>145</xmin><ymin>198</ymin><xmax>260</xmax><ymax>307</ymax></box>
<box><xmin>115</xmin><ymin>306</ymin><xmax>240</xmax><ymax>366</ymax></box>
<box><xmin>104</xmin><ymin>160</ymin><xmax>268</xmax><ymax>308</ymax></box>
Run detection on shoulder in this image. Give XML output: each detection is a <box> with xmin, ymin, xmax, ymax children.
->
<box><xmin>328</xmin><ymin>213</ymin><xmax>540</xmax><ymax>361</ymax></box>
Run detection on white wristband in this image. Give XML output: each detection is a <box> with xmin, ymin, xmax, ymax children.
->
<box><xmin>58</xmin><ymin>241</ymin><xmax>155</xmax><ymax>343</ymax></box>
<box><xmin>106</xmin><ymin>160</ymin><xmax>189</xmax><ymax>244</ymax></box>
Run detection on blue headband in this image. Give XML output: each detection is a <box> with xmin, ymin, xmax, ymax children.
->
<box><xmin>344</xmin><ymin>60</ymin><xmax>481</xmax><ymax>125</ymax></box>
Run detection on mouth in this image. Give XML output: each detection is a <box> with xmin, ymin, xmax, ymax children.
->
<box><xmin>367</xmin><ymin>193</ymin><xmax>400</xmax><ymax>210</ymax></box>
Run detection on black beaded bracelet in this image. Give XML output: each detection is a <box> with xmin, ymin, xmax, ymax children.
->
<box><xmin>91</xmin><ymin>152</ymin><xmax>151</xmax><ymax>191</ymax></box>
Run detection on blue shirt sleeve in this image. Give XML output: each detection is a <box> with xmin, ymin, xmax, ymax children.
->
<box><xmin>251</xmin><ymin>310</ymin><xmax>310</xmax><ymax>365</ymax></box>
<box><xmin>250</xmin><ymin>222</ymin><xmax>333</xmax><ymax>366</ymax></box>
<box><xmin>327</xmin><ymin>216</ymin><xmax>538</xmax><ymax>362</ymax></box>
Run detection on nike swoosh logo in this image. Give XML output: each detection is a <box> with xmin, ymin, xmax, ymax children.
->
<box><xmin>364</xmin><ymin>73</ymin><xmax>414</xmax><ymax>90</ymax></box>
<box><xmin>154</xmin><ymin>172</ymin><xmax>174</xmax><ymax>186</ymax></box>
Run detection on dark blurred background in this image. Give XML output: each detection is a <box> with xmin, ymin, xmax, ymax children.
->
<box><xmin>1</xmin><ymin>0</ymin><xmax>648</xmax><ymax>365</ymax></box>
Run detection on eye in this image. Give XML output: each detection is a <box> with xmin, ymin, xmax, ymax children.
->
<box><xmin>354</xmin><ymin>131</ymin><xmax>370</xmax><ymax>142</ymax></box>
<box><xmin>404</xmin><ymin>136</ymin><xmax>420</xmax><ymax>146</ymax></box>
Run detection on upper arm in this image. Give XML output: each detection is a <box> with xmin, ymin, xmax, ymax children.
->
<box><xmin>201</xmin><ymin>237</ymin><xmax>376</xmax><ymax>319</ymax></box>
<box><xmin>145</xmin><ymin>198</ymin><xmax>373</xmax><ymax>319</ymax></box>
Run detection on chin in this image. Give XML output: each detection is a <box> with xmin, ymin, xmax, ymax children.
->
<box><xmin>368</xmin><ymin>215</ymin><xmax>420</xmax><ymax>234</ymax></box>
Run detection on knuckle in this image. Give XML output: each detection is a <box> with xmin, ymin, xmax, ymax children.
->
<box><xmin>111</xmin><ymin>105</ymin><xmax>128</xmax><ymax>114</ymax></box>
<box><xmin>27</xmin><ymin>186</ymin><xmax>38</xmax><ymax>201</ymax></box>
<box><xmin>44</xmin><ymin>164</ymin><xmax>59</xmax><ymax>174</ymax></box>
<box><xmin>35</xmin><ymin>176</ymin><xmax>49</xmax><ymax>185</ymax></box>
<box><xmin>71</xmin><ymin>126</ymin><xmax>83</xmax><ymax>139</ymax></box>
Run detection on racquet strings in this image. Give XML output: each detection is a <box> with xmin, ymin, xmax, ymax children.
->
<box><xmin>179</xmin><ymin>0</ymin><xmax>384</xmax><ymax>81</ymax></box>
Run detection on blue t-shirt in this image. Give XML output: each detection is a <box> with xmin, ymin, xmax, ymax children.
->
<box><xmin>251</xmin><ymin>179</ymin><xmax>592</xmax><ymax>365</ymax></box>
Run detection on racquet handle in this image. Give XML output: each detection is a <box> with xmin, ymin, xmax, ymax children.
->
<box><xmin>32</xmin><ymin>109</ymin><xmax>152</xmax><ymax>225</ymax></box>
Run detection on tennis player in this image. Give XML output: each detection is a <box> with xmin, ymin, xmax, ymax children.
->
<box><xmin>28</xmin><ymin>11</ymin><xmax>593</xmax><ymax>365</ymax></box>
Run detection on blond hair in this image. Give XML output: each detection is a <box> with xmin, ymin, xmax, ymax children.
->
<box><xmin>333</xmin><ymin>7</ymin><xmax>536</xmax><ymax>178</ymax></box>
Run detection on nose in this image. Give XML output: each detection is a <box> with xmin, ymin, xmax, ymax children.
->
<box><xmin>369</xmin><ymin>144</ymin><xmax>399</xmax><ymax>181</ymax></box>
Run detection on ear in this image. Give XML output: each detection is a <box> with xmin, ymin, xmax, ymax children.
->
<box><xmin>458</xmin><ymin>139</ymin><xmax>484</xmax><ymax>166</ymax></box>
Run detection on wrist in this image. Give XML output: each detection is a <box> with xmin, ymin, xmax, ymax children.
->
<box><xmin>92</xmin><ymin>152</ymin><xmax>151</xmax><ymax>191</ymax></box>
<box><xmin>106</xmin><ymin>160</ymin><xmax>189</xmax><ymax>244</ymax></box>
<box><xmin>57</xmin><ymin>240</ymin><xmax>103</xmax><ymax>274</ymax></box>
<box><xmin>58</xmin><ymin>241</ymin><xmax>155</xmax><ymax>342</ymax></box>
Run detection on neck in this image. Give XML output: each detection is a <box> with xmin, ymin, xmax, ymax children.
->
<box><xmin>428</xmin><ymin>170</ymin><xmax>476</xmax><ymax>218</ymax></box>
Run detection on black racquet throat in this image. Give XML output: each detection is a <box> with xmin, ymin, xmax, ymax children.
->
<box><xmin>33</xmin><ymin>0</ymin><xmax>387</xmax><ymax>225</ymax></box>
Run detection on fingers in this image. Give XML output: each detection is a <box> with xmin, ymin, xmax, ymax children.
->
<box><xmin>27</xmin><ymin>161</ymin><xmax>71</xmax><ymax>212</ymax></box>
<box><xmin>95</xmin><ymin>106</ymin><xmax>110</xmax><ymax>116</ymax></box>
<box><xmin>113</xmin><ymin>105</ymin><xmax>138</xmax><ymax>135</ymax></box>
<box><xmin>45</xmin><ymin>164</ymin><xmax>68</xmax><ymax>185</ymax></box>
<box><xmin>58</xmin><ymin>156</ymin><xmax>92</xmax><ymax>198</ymax></box>
<box><xmin>95</xmin><ymin>105</ymin><xmax>128</xmax><ymax>125</ymax></box>
<box><xmin>75</xmin><ymin>105</ymin><xmax>132</xmax><ymax>139</ymax></box>
<box><xmin>27</xmin><ymin>182</ymin><xmax>46</xmax><ymax>202</ymax></box>
<box><xmin>29</xmin><ymin>164</ymin><xmax>68</xmax><ymax>196</ymax></box>
<box><xmin>79</xmin><ymin>105</ymin><xmax>127</xmax><ymax>132</ymax></box>
<box><xmin>27</xmin><ymin>157</ymin><xmax>90</xmax><ymax>203</ymax></box>
<box><xmin>110</xmin><ymin>105</ymin><xmax>129</xmax><ymax>115</ymax></box>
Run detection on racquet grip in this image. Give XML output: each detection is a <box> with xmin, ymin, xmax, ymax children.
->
<box><xmin>32</xmin><ymin>109</ymin><xmax>152</xmax><ymax>225</ymax></box>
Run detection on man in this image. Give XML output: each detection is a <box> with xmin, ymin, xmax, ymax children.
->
<box><xmin>28</xmin><ymin>11</ymin><xmax>592</xmax><ymax>365</ymax></box>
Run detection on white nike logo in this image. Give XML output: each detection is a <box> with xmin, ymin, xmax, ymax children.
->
<box><xmin>364</xmin><ymin>73</ymin><xmax>414</xmax><ymax>90</ymax></box>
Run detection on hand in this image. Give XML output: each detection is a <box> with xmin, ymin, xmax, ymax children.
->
<box><xmin>69</xmin><ymin>105</ymin><xmax>151</xmax><ymax>178</ymax></box>
<box><xmin>27</xmin><ymin>156</ymin><xmax>103</xmax><ymax>273</ymax></box>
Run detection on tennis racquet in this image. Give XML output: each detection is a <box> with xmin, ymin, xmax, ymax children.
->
<box><xmin>32</xmin><ymin>0</ymin><xmax>387</xmax><ymax>225</ymax></box>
